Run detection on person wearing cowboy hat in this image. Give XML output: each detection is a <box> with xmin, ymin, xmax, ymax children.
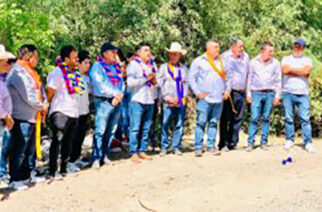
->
<box><xmin>158</xmin><ymin>42</ymin><xmax>189</xmax><ymax>156</ymax></box>
<box><xmin>0</xmin><ymin>44</ymin><xmax>15</xmax><ymax>188</ymax></box>
<box><xmin>189</xmin><ymin>40</ymin><xmax>232</xmax><ymax>157</ymax></box>
<box><xmin>281</xmin><ymin>38</ymin><xmax>314</xmax><ymax>153</ymax></box>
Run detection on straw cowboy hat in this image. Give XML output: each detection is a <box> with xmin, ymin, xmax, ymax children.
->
<box><xmin>0</xmin><ymin>44</ymin><xmax>16</xmax><ymax>60</ymax></box>
<box><xmin>166</xmin><ymin>42</ymin><xmax>187</xmax><ymax>55</ymax></box>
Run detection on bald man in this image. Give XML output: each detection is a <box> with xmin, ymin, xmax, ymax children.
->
<box><xmin>189</xmin><ymin>40</ymin><xmax>232</xmax><ymax>157</ymax></box>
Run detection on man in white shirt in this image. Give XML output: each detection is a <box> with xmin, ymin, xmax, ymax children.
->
<box><xmin>127</xmin><ymin>42</ymin><xmax>157</xmax><ymax>163</ymax></box>
<box><xmin>47</xmin><ymin>45</ymin><xmax>82</xmax><ymax>178</ymax></box>
<box><xmin>281</xmin><ymin>38</ymin><xmax>314</xmax><ymax>153</ymax></box>
<box><xmin>189</xmin><ymin>40</ymin><xmax>231</xmax><ymax>157</ymax></box>
<box><xmin>158</xmin><ymin>42</ymin><xmax>189</xmax><ymax>156</ymax></box>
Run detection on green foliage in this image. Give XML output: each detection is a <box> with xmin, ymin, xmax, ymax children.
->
<box><xmin>1</xmin><ymin>0</ymin><xmax>322</xmax><ymax>136</ymax></box>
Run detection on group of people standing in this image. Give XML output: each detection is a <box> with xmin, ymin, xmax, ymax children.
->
<box><xmin>0</xmin><ymin>37</ymin><xmax>314</xmax><ymax>191</ymax></box>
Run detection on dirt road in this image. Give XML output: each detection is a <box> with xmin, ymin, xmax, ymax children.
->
<box><xmin>0</xmin><ymin>134</ymin><xmax>321</xmax><ymax>212</ymax></box>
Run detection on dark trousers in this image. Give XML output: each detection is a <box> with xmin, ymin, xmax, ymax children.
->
<box><xmin>9</xmin><ymin>119</ymin><xmax>35</xmax><ymax>182</ymax></box>
<box><xmin>219</xmin><ymin>90</ymin><xmax>246</xmax><ymax>150</ymax></box>
<box><xmin>49</xmin><ymin>112</ymin><xmax>77</xmax><ymax>175</ymax></box>
<box><xmin>70</xmin><ymin>114</ymin><xmax>89</xmax><ymax>163</ymax></box>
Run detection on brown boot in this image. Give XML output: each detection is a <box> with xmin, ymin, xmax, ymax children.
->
<box><xmin>130</xmin><ymin>154</ymin><xmax>141</xmax><ymax>163</ymax></box>
<box><xmin>139</xmin><ymin>152</ymin><xmax>152</xmax><ymax>160</ymax></box>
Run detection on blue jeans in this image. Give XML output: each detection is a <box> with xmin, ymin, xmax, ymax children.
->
<box><xmin>115</xmin><ymin>91</ymin><xmax>131</xmax><ymax>140</ymax></box>
<box><xmin>248</xmin><ymin>91</ymin><xmax>274</xmax><ymax>146</ymax></box>
<box><xmin>9</xmin><ymin>120</ymin><xmax>35</xmax><ymax>182</ymax></box>
<box><xmin>129</xmin><ymin>101</ymin><xmax>154</xmax><ymax>154</ymax></box>
<box><xmin>283</xmin><ymin>93</ymin><xmax>312</xmax><ymax>145</ymax></box>
<box><xmin>195</xmin><ymin>99</ymin><xmax>223</xmax><ymax>151</ymax></box>
<box><xmin>93</xmin><ymin>97</ymin><xmax>121</xmax><ymax>161</ymax></box>
<box><xmin>0</xmin><ymin>126</ymin><xmax>11</xmax><ymax>177</ymax></box>
<box><xmin>161</xmin><ymin>104</ymin><xmax>186</xmax><ymax>150</ymax></box>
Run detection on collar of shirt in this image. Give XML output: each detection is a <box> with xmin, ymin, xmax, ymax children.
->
<box><xmin>201</xmin><ymin>53</ymin><xmax>220</xmax><ymax>62</ymax></box>
<box><xmin>255</xmin><ymin>55</ymin><xmax>274</xmax><ymax>66</ymax></box>
<box><xmin>292</xmin><ymin>54</ymin><xmax>304</xmax><ymax>59</ymax></box>
<box><xmin>227</xmin><ymin>49</ymin><xmax>246</xmax><ymax>60</ymax></box>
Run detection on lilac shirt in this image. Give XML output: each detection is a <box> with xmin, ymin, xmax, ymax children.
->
<box><xmin>247</xmin><ymin>55</ymin><xmax>282</xmax><ymax>98</ymax></box>
<box><xmin>222</xmin><ymin>50</ymin><xmax>249</xmax><ymax>91</ymax></box>
<box><xmin>158</xmin><ymin>62</ymin><xmax>189</xmax><ymax>101</ymax></box>
<box><xmin>189</xmin><ymin>53</ymin><xmax>232</xmax><ymax>103</ymax></box>
<box><xmin>0</xmin><ymin>80</ymin><xmax>12</xmax><ymax>119</ymax></box>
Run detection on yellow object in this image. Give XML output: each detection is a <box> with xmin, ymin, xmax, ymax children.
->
<box><xmin>35</xmin><ymin>111</ymin><xmax>42</xmax><ymax>159</ymax></box>
<box><xmin>206</xmin><ymin>53</ymin><xmax>237</xmax><ymax>114</ymax></box>
<box><xmin>205</xmin><ymin>53</ymin><xmax>226</xmax><ymax>78</ymax></box>
<box><xmin>182</xmin><ymin>97</ymin><xmax>187</xmax><ymax>105</ymax></box>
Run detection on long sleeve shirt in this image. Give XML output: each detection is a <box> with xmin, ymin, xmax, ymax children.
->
<box><xmin>0</xmin><ymin>80</ymin><xmax>12</xmax><ymax>119</ymax></box>
<box><xmin>189</xmin><ymin>53</ymin><xmax>231</xmax><ymax>103</ymax></box>
<box><xmin>6</xmin><ymin>63</ymin><xmax>47</xmax><ymax>123</ymax></box>
<box><xmin>222</xmin><ymin>49</ymin><xmax>250</xmax><ymax>91</ymax></box>
<box><xmin>158</xmin><ymin>62</ymin><xmax>189</xmax><ymax>104</ymax></box>
<box><xmin>127</xmin><ymin>59</ymin><xmax>158</xmax><ymax>104</ymax></box>
<box><xmin>247</xmin><ymin>55</ymin><xmax>282</xmax><ymax>98</ymax></box>
<box><xmin>89</xmin><ymin>62</ymin><xmax>124</xmax><ymax>98</ymax></box>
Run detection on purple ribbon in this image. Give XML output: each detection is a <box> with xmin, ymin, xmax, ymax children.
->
<box><xmin>133</xmin><ymin>57</ymin><xmax>156</xmax><ymax>88</ymax></box>
<box><xmin>167</xmin><ymin>63</ymin><xmax>184</xmax><ymax>108</ymax></box>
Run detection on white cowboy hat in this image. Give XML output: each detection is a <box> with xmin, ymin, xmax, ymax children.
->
<box><xmin>166</xmin><ymin>42</ymin><xmax>187</xmax><ymax>55</ymax></box>
<box><xmin>0</xmin><ymin>44</ymin><xmax>16</xmax><ymax>60</ymax></box>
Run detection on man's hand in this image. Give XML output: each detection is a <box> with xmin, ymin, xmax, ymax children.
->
<box><xmin>4</xmin><ymin>114</ymin><xmax>14</xmax><ymax>130</ymax></box>
<box><xmin>147</xmin><ymin>73</ymin><xmax>157</xmax><ymax>86</ymax></box>
<box><xmin>112</xmin><ymin>93</ymin><xmax>124</xmax><ymax>106</ymax></box>
<box><xmin>197</xmin><ymin>92</ymin><xmax>208</xmax><ymax>100</ymax></box>
<box><xmin>42</xmin><ymin>103</ymin><xmax>49</xmax><ymax>112</ymax></box>
<box><xmin>282</xmin><ymin>65</ymin><xmax>291</xmax><ymax>75</ymax></box>
<box><xmin>246</xmin><ymin>96</ymin><xmax>251</xmax><ymax>104</ymax></box>
<box><xmin>167</xmin><ymin>98</ymin><xmax>179</xmax><ymax>106</ymax></box>
<box><xmin>223</xmin><ymin>89</ymin><xmax>230</xmax><ymax>100</ymax></box>
<box><xmin>273</xmin><ymin>97</ymin><xmax>280</xmax><ymax>106</ymax></box>
<box><xmin>147</xmin><ymin>73</ymin><xmax>155</xmax><ymax>81</ymax></box>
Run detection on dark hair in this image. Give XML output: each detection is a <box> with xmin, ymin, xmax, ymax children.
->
<box><xmin>260</xmin><ymin>41</ymin><xmax>274</xmax><ymax>51</ymax></box>
<box><xmin>18</xmin><ymin>44</ymin><xmax>37</xmax><ymax>59</ymax></box>
<box><xmin>7</xmin><ymin>58</ymin><xmax>17</xmax><ymax>65</ymax></box>
<box><xmin>60</xmin><ymin>45</ymin><xmax>76</xmax><ymax>61</ymax></box>
<box><xmin>100</xmin><ymin>42</ymin><xmax>119</xmax><ymax>56</ymax></box>
<box><xmin>135</xmin><ymin>41</ymin><xmax>151</xmax><ymax>52</ymax></box>
<box><xmin>230</xmin><ymin>36</ymin><xmax>242</xmax><ymax>46</ymax></box>
<box><xmin>78</xmin><ymin>50</ymin><xmax>90</xmax><ymax>63</ymax></box>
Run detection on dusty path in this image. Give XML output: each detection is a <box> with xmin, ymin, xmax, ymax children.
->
<box><xmin>0</xmin><ymin>134</ymin><xmax>321</xmax><ymax>212</ymax></box>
